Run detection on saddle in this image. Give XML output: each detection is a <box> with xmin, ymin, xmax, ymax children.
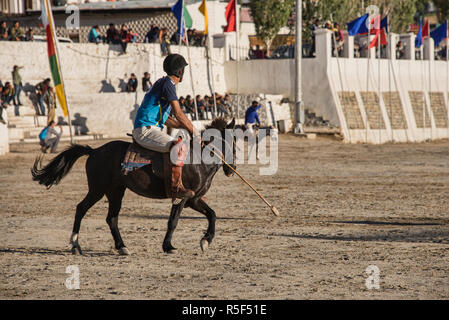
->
<box><xmin>121</xmin><ymin>139</ymin><xmax>172</xmax><ymax>197</ymax></box>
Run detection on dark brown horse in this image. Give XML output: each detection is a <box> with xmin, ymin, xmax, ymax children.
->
<box><xmin>31</xmin><ymin>118</ymin><xmax>236</xmax><ymax>255</ymax></box>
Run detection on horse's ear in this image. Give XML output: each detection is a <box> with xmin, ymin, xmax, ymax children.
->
<box><xmin>226</xmin><ymin>118</ymin><xmax>235</xmax><ymax>129</ymax></box>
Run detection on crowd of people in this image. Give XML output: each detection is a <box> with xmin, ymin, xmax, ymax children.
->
<box><xmin>0</xmin><ymin>20</ymin><xmax>34</xmax><ymax>42</ymax></box>
<box><xmin>179</xmin><ymin>93</ymin><xmax>233</xmax><ymax>120</ymax></box>
<box><xmin>88</xmin><ymin>23</ymin><xmax>206</xmax><ymax>55</ymax></box>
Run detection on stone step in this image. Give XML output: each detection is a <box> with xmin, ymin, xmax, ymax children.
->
<box><xmin>6</xmin><ymin>105</ymin><xmax>38</xmax><ymax>117</ymax></box>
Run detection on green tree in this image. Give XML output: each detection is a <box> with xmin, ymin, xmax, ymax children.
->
<box><xmin>433</xmin><ymin>0</ymin><xmax>449</xmax><ymax>23</ymax></box>
<box><xmin>248</xmin><ymin>0</ymin><xmax>295</xmax><ymax>53</ymax></box>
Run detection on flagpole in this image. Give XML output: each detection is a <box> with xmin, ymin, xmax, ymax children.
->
<box><xmin>377</xmin><ymin>14</ymin><xmax>382</xmax><ymax>144</ymax></box>
<box><xmin>183</xmin><ymin>11</ymin><xmax>199</xmax><ymax>121</ymax></box>
<box><xmin>178</xmin><ymin>0</ymin><xmax>184</xmax><ymax>50</ymax></box>
<box><xmin>365</xmin><ymin>21</ymin><xmax>371</xmax><ymax>143</ymax></box>
<box><xmin>235</xmin><ymin>0</ymin><xmax>240</xmax><ymax>119</ymax></box>
<box><xmin>446</xmin><ymin>23</ymin><xmax>449</xmax><ymax>140</ymax></box>
<box><xmin>421</xmin><ymin>44</ymin><xmax>426</xmax><ymax>140</ymax></box>
<box><xmin>428</xmin><ymin>35</ymin><xmax>432</xmax><ymax>141</ymax></box>
<box><xmin>45</xmin><ymin>0</ymin><xmax>74</xmax><ymax>144</ymax></box>
<box><xmin>208</xmin><ymin>35</ymin><xmax>218</xmax><ymax>117</ymax></box>
<box><xmin>387</xmin><ymin>16</ymin><xmax>393</xmax><ymax>142</ymax></box>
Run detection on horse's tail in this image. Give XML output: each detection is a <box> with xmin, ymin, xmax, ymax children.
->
<box><xmin>31</xmin><ymin>144</ymin><xmax>93</xmax><ymax>189</ymax></box>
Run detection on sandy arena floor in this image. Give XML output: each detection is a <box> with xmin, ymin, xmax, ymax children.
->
<box><xmin>0</xmin><ymin>135</ymin><xmax>448</xmax><ymax>299</ymax></box>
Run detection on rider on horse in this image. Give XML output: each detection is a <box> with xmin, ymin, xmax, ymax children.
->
<box><xmin>132</xmin><ymin>53</ymin><xmax>199</xmax><ymax>200</ymax></box>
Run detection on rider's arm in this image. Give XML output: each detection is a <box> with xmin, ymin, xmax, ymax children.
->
<box><xmin>165</xmin><ymin>115</ymin><xmax>182</xmax><ymax>128</ymax></box>
<box><xmin>169</xmin><ymin>100</ymin><xmax>199</xmax><ymax>137</ymax></box>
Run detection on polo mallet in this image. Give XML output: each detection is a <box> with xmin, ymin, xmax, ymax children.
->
<box><xmin>205</xmin><ymin>145</ymin><xmax>280</xmax><ymax>217</ymax></box>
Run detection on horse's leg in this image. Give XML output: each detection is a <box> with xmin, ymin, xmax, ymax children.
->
<box><xmin>105</xmin><ymin>187</ymin><xmax>129</xmax><ymax>255</ymax></box>
<box><xmin>187</xmin><ymin>198</ymin><xmax>216</xmax><ymax>251</ymax></box>
<box><xmin>162</xmin><ymin>199</ymin><xmax>187</xmax><ymax>254</ymax></box>
<box><xmin>70</xmin><ymin>191</ymin><xmax>104</xmax><ymax>255</ymax></box>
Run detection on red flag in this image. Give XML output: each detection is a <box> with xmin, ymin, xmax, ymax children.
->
<box><xmin>423</xmin><ymin>19</ymin><xmax>430</xmax><ymax>38</ymax></box>
<box><xmin>369</xmin><ymin>28</ymin><xmax>388</xmax><ymax>48</ymax></box>
<box><xmin>368</xmin><ymin>15</ymin><xmax>383</xmax><ymax>49</ymax></box>
<box><xmin>224</xmin><ymin>0</ymin><xmax>236</xmax><ymax>32</ymax></box>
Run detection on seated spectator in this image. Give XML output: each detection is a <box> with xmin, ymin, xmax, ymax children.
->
<box><xmin>88</xmin><ymin>25</ymin><xmax>103</xmax><ymax>44</ymax></box>
<box><xmin>170</xmin><ymin>30</ymin><xmax>181</xmax><ymax>45</ymax></box>
<box><xmin>127</xmin><ymin>28</ymin><xmax>138</xmax><ymax>43</ymax></box>
<box><xmin>106</xmin><ymin>23</ymin><xmax>120</xmax><ymax>44</ymax></box>
<box><xmin>179</xmin><ymin>96</ymin><xmax>187</xmax><ymax>113</ymax></box>
<box><xmin>185</xmin><ymin>95</ymin><xmax>195</xmax><ymax>118</ymax></box>
<box><xmin>38</xmin><ymin>120</ymin><xmax>62</xmax><ymax>153</ymax></box>
<box><xmin>217</xmin><ymin>96</ymin><xmax>228</xmax><ymax>118</ymax></box>
<box><xmin>8</xmin><ymin>21</ymin><xmax>23</xmax><ymax>41</ymax></box>
<box><xmin>144</xmin><ymin>24</ymin><xmax>159</xmax><ymax>43</ymax></box>
<box><xmin>2</xmin><ymin>82</ymin><xmax>14</xmax><ymax>106</ymax></box>
<box><xmin>126</xmin><ymin>74</ymin><xmax>138</xmax><ymax>92</ymax></box>
<box><xmin>223</xmin><ymin>94</ymin><xmax>232</xmax><ymax>116</ymax></box>
<box><xmin>142</xmin><ymin>72</ymin><xmax>152</xmax><ymax>92</ymax></box>
<box><xmin>196</xmin><ymin>95</ymin><xmax>205</xmax><ymax>120</ymax></box>
<box><xmin>25</xmin><ymin>28</ymin><xmax>34</xmax><ymax>41</ymax></box>
<box><xmin>0</xmin><ymin>21</ymin><xmax>7</xmax><ymax>41</ymax></box>
<box><xmin>120</xmin><ymin>24</ymin><xmax>129</xmax><ymax>53</ymax></box>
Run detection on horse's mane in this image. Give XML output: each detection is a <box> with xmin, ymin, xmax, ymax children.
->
<box><xmin>205</xmin><ymin>117</ymin><xmax>228</xmax><ymax>131</ymax></box>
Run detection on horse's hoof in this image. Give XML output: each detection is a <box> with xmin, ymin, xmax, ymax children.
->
<box><xmin>71</xmin><ymin>246</ymin><xmax>82</xmax><ymax>255</ymax></box>
<box><xmin>118</xmin><ymin>247</ymin><xmax>130</xmax><ymax>255</ymax></box>
<box><xmin>166</xmin><ymin>248</ymin><xmax>178</xmax><ymax>254</ymax></box>
<box><xmin>200</xmin><ymin>238</ymin><xmax>209</xmax><ymax>252</ymax></box>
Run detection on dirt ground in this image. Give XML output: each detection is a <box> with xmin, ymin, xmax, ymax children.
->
<box><xmin>1</xmin><ymin>135</ymin><xmax>448</xmax><ymax>300</ymax></box>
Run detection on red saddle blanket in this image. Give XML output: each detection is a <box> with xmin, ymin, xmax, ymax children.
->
<box><xmin>121</xmin><ymin>142</ymin><xmax>165</xmax><ymax>176</ymax></box>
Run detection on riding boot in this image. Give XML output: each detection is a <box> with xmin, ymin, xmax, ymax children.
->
<box><xmin>171</xmin><ymin>165</ymin><xmax>195</xmax><ymax>200</ymax></box>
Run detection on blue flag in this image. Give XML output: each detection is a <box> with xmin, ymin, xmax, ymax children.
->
<box><xmin>430</xmin><ymin>21</ymin><xmax>448</xmax><ymax>46</ymax></box>
<box><xmin>415</xmin><ymin>19</ymin><xmax>423</xmax><ymax>48</ymax></box>
<box><xmin>171</xmin><ymin>0</ymin><xmax>185</xmax><ymax>37</ymax></box>
<box><xmin>347</xmin><ymin>14</ymin><xmax>368</xmax><ymax>36</ymax></box>
<box><xmin>358</xmin><ymin>15</ymin><xmax>388</xmax><ymax>34</ymax></box>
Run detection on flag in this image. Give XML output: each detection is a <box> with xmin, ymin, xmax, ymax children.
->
<box><xmin>358</xmin><ymin>15</ymin><xmax>388</xmax><ymax>35</ymax></box>
<box><xmin>430</xmin><ymin>20</ymin><xmax>448</xmax><ymax>45</ymax></box>
<box><xmin>423</xmin><ymin>19</ymin><xmax>430</xmax><ymax>38</ymax></box>
<box><xmin>368</xmin><ymin>15</ymin><xmax>382</xmax><ymax>49</ymax></box>
<box><xmin>369</xmin><ymin>28</ymin><xmax>388</xmax><ymax>48</ymax></box>
<box><xmin>198</xmin><ymin>0</ymin><xmax>208</xmax><ymax>35</ymax></box>
<box><xmin>347</xmin><ymin>14</ymin><xmax>368</xmax><ymax>36</ymax></box>
<box><xmin>40</xmin><ymin>0</ymin><xmax>68</xmax><ymax>117</ymax></box>
<box><xmin>415</xmin><ymin>19</ymin><xmax>423</xmax><ymax>48</ymax></box>
<box><xmin>224</xmin><ymin>0</ymin><xmax>236</xmax><ymax>32</ymax></box>
<box><xmin>171</xmin><ymin>0</ymin><xmax>192</xmax><ymax>38</ymax></box>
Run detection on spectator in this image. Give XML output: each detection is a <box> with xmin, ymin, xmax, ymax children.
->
<box><xmin>144</xmin><ymin>24</ymin><xmax>159</xmax><ymax>43</ymax></box>
<box><xmin>88</xmin><ymin>25</ymin><xmax>103</xmax><ymax>44</ymax></box>
<box><xmin>8</xmin><ymin>21</ymin><xmax>23</xmax><ymax>41</ymax></box>
<box><xmin>396</xmin><ymin>40</ymin><xmax>405</xmax><ymax>59</ymax></box>
<box><xmin>2</xmin><ymin>82</ymin><xmax>14</xmax><ymax>106</ymax></box>
<box><xmin>159</xmin><ymin>27</ymin><xmax>171</xmax><ymax>56</ymax></box>
<box><xmin>310</xmin><ymin>18</ymin><xmax>320</xmax><ymax>57</ymax></box>
<box><xmin>196</xmin><ymin>95</ymin><xmax>205</xmax><ymax>120</ymax></box>
<box><xmin>36</xmin><ymin>78</ymin><xmax>51</xmax><ymax>116</ymax></box>
<box><xmin>142</xmin><ymin>72</ymin><xmax>152</xmax><ymax>92</ymax></box>
<box><xmin>38</xmin><ymin>120</ymin><xmax>62</xmax><ymax>153</ymax></box>
<box><xmin>223</xmin><ymin>94</ymin><xmax>232</xmax><ymax>117</ymax></box>
<box><xmin>0</xmin><ymin>85</ymin><xmax>7</xmax><ymax>124</ymax></box>
<box><xmin>170</xmin><ymin>30</ymin><xmax>181</xmax><ymax>45</ymax></box>
<box><xmin>179</xmin><ymin>96</ymin><xmax>187</xmax><ymax>113</ymax></box>
<box><xmin>333</xmin><ymin>22</ymin><xmax>344</xmax><ymax>57</ymax></box>
<box><xmin>0</xmin><ymin>21</ymin><xmax>7</xmax><ymax>41</ymax></box>
<box><xmin>126</xmin><ymin>73</ymin><xmax>138</xmax><ymax>92</ymax></box>
<box><xmin>120</xmin><ymin>24</ymin><xmax>129</xmax><ymax>53</ymax></box>
<box><xmin>106</xmin><ymin>23</ymin><xmax>120</xmax><ymax>44</ymax></box>
<box><xmin>254</xmin><ymin>45</ymin><xmax>265</xmax><ymax>59</ymax></box>
<box><xmin>127</xmin><ymin>28</ymin><xmax>138</xmax><ymax>43</ymax></box>
<box><xmin>185</xmin><ymin>95</ymin><xmax>195</xmax><ymax>119</ymax></box>
<box><xmin>12</xmin><ymin>65</ymin><xmax>23</xmax><ymax>107</ymax></box>
<box><xmin>245</xmin><ymin>100</ymin><xmax>261</xmax><ymax>135</ymax></box>
<box><xmin>25</xmin><ymin>28</ymin><xmax>34</xmax><ymax>41</ymax></box>
<box><xmin>217</xmin><ymin>96</ymin><xmax>228</xmax><ymax>118</ymax></box>
<box><xmin>44</xmin><ymin>86</ymin><xmax>57</xmax><ymax>124</ymax></box>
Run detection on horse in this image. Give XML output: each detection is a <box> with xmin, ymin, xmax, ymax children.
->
<box><xmin>31</xmin><ymin>118</ymin><xmax>236</xmax><ymax>255</ymax></box>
